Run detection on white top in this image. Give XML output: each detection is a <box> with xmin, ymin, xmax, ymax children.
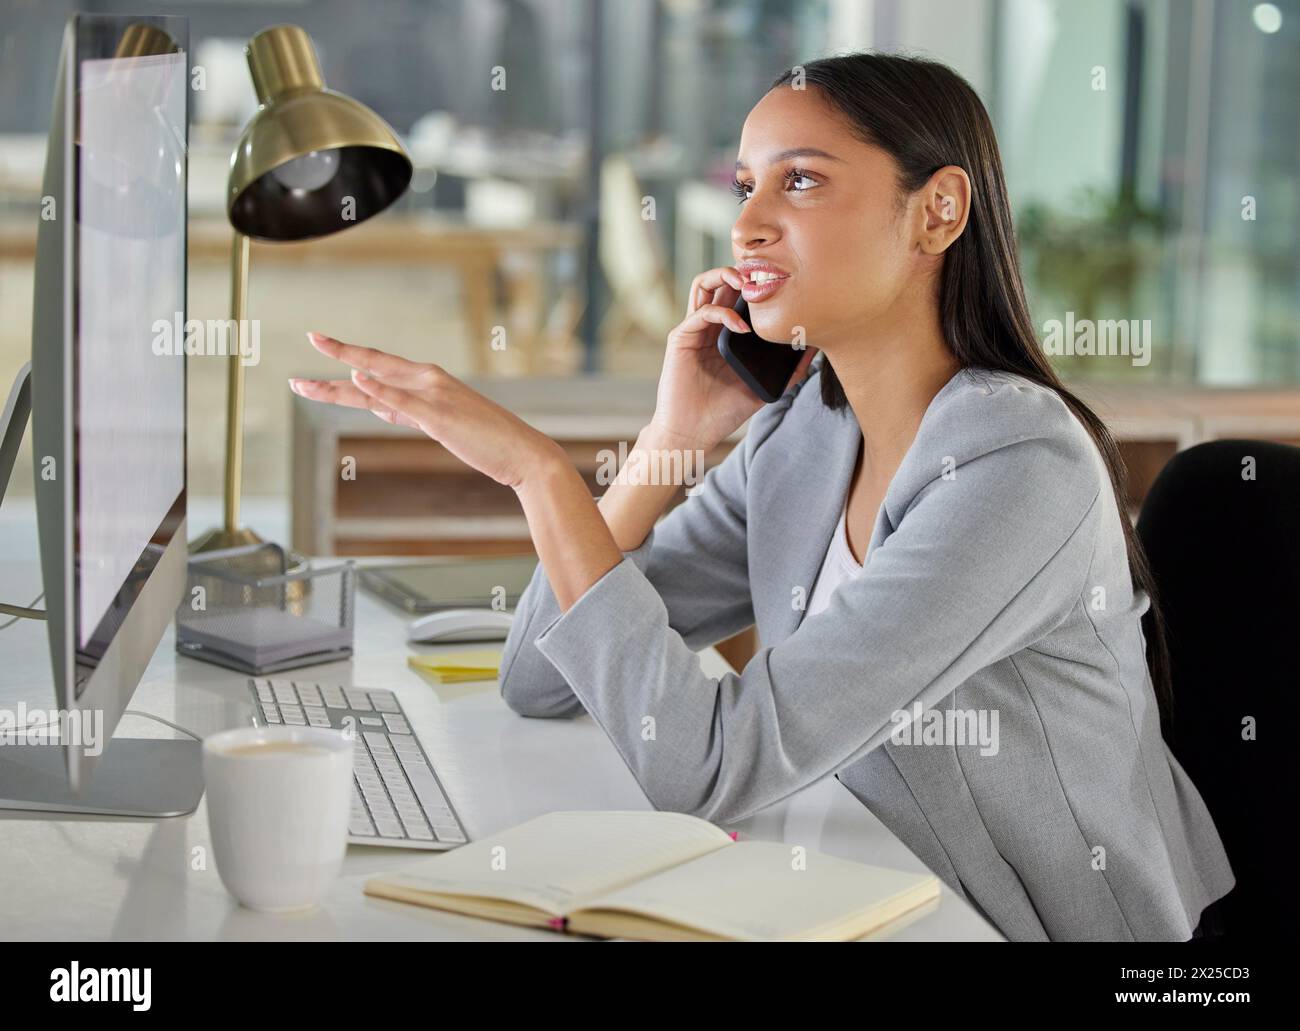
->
<box><xmin>805</xmin><ymin>502</ymin><xmax>867</xmax><ymax>618</ymax></box>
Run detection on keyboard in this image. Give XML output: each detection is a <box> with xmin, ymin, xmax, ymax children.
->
<box><xmin>246</xmin><ymin>678</ymin><xmax>470</xmax><ymax>851</ymax></box>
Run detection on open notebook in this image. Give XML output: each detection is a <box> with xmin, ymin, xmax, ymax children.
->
<box><xmin>363</xmin><ymin>810</ymin><xmax>940</xmax><ymax>941</ymax></box>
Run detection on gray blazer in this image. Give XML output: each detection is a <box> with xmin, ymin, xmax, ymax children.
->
<box><xmin>498</xmin><ymin>357</ymin><xmax>1236</xmax><ymax>941</ymax></box>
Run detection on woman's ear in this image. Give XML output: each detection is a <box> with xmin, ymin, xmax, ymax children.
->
<box><xmin>917</xmin><ymin>165</ymin><xmax>971</xmax><ymax>255</ymax></box>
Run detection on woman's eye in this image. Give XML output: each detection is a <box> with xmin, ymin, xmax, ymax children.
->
<box><xmin>785</xmin><ymin>169</ymin><xmax>818</xmax><ymax>192</ymax></box>
<box><xmin>729</xmin><ymin>170</ymin><xmax>818</xmax><ymax>204</ymax></box>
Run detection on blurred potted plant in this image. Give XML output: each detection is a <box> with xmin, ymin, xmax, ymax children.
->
<box><xmin>1017</xmin><ymin>187</ymin><xmax>1170</xmax><ymax>378</ymax></box>
<box><xmin>1018</xmin><ymin>186</ymin><xmax>1168</xmax><ymax>317</ymax></box>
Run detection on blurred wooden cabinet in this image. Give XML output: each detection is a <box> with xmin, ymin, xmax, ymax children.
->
<box><xmin>291</xmin><ymin>377</ymin><xmax>738</xmax><ymax>557</ymax></box>
<box><xmin>1071</xmin><ymin>382</ymin><xmax>1300</xmax><ymax>516</ymax></box>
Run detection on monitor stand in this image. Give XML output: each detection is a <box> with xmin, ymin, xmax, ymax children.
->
<box><xmin>1</xmin><ymin>362</ymin><xmax>31</xmax><ymax>512</ymax></box>
<box><xmin>0</xmin><ymin>739</ymin><xmax>204</xmax><ymax>817</ymax></box>
<box><xmin>1</xmin><ymin>362</ymin><xmax>204</xmax><ymax>818</ymax></box>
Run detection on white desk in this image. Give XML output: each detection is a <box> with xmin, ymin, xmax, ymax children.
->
<box><xmin>0</xmin><ymin>546</ymin><xmax>1002</xmax><ymax>941</ymax></box>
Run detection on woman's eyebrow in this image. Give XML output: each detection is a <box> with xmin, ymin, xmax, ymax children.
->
<box><xmin>734</xmin><ymin>147</ymin><xmax>844</xmax><ymax>172</ymax></box>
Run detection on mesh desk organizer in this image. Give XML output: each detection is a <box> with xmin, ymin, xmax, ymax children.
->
<box><xmin>175</xmin><ymin>542</ymin><xmax>355</xmax><ymax>674</ymax></box>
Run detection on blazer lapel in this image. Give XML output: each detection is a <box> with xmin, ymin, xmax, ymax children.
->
<box><xmin>750</xmin><ymin>394</ymin><xmax>862</xmax><ymax>645</ymax></box>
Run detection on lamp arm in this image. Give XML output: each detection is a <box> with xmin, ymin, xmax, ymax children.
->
<box><xmin>223</xmin><ymin>231</ymin><xmax>251</xmax><ymax>534</ymax></box>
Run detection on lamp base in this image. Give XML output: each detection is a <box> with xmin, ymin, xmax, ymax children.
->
<box><xmin>187</xmin><ymin>525</ymin><xmax>312</xmax><ymax>606</ymax></box>
<box><xmin>188</xmin><ymin>524</ymin><xmax>311</xmax><ymax>573</ymax></box>
<box><xmin>189</xmin><ymin>527</ymin><xmax>309</xmax><ymax>566</ymax></box>
<box><xmin>188</xmin><ymin>525</ymin><xmax>270</xmax><ymax>553</ymax></box>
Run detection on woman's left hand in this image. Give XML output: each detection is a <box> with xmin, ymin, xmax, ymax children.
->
<box><xmin>289</xmin><ymin>332</ymin><xmax>561</xmax><ymax>491</ymax></box>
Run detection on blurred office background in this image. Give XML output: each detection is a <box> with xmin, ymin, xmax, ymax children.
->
<box><xmin>1</xmin><ymin>0</ymin><xmax>1298</xmax><ymax>559</ymax></box>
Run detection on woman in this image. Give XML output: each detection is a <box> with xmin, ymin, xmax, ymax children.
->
<box><xmin>290</xmin><ymin>53</ymin><xmax>1234</xmax><ymax>941</ymax></box>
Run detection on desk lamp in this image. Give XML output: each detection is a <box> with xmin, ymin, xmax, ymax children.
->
<box><xmin>190</xmin><ymin>24</ymin><xmax>412</xmax><ymax>555</ymax></box>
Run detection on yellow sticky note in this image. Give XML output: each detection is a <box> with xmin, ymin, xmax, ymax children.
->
<box><xmin>420</xmin><ymin>670</ymin><xmax>494</xmax><ymax>684</ymax></box>
<box><xmin>407</xmin><ymin>650</ymin><xmax>502</xmax><ymax>682</ymax></box>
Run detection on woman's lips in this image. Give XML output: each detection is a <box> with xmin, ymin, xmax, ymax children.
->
<box><xmin>740</xmin><ymin>272</ymin><xmax>790</xmax><ymax>303</ymax></box>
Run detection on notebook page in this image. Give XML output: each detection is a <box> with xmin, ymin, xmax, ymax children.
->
<box><xmin>370</xmin><ymin>810</ymin><xmax>734</xmax><ymax>916</ymax></box>
<box><xmin>580</xmin><ymin>840</ymin><xmax>938</xmax><ymax>939</ymax></box>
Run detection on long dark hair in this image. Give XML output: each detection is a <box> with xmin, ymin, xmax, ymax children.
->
<box><xmin>770</xmin><ymin>53</ymin><xmax>1175</xmax><ymax>741</ymax></box>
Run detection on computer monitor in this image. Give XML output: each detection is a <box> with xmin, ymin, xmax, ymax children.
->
<box><xmin>0</xmin><ymin>14</ymin><xmax>201</xmax><ymax>816</ymax></box>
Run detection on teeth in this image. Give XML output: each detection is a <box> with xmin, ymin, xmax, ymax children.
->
<box><xmin>749</xmin><ymin>270</ymin><xmax>784</xmax><ymax>284</ymax></box>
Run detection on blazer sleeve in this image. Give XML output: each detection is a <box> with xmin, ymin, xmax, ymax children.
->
<box><xmin>527</xmin><ymin>396</ymin><xmax>1105</xmax><ymax>824</ymax></box>
<box><xmin>497</xmin><ymin>387</ymin><xmax>802</xmax><ymax>719</ymax></box>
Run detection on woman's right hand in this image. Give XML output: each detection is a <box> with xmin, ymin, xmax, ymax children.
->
<box><xmin>647</xmin><ymin>266</ymin><xmax>816</xmax><ymax>452</ymax></box>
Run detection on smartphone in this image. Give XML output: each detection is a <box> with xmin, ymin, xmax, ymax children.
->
<box><xmin>716</xmin><ymin>297</ymin><xmax>805</xmax><ymax>403</ymax></box>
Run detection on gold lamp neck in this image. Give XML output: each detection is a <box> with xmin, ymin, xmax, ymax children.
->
<box><xmin>246</xmin><ymin>25</ymin><xmax>324</xmax><ymax>104</ymax></box>
<box><xmin>113</xmin><ymin>23</ymin><xmax>179</xmax><ymax>59</ymax></box>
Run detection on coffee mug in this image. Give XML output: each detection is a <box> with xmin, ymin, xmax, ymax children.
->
<box><xmin>203</xmin><ymin>725</ymin><xmax>353</xmax><ymax>913</ymax></box>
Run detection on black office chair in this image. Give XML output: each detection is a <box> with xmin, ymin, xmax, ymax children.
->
<box><xmin>1136</xmin><ymin>439</ymin><xmax>1300</xmax><ymax>943</ymax></box>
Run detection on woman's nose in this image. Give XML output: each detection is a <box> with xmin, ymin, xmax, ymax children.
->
<box><xmin>731</xmin><ymin>201</ymin><xmax>779</xmax><ymax>252</ymax></box>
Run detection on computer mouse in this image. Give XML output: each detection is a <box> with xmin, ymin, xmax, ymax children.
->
<box><xmin>407</xmin><ymin>608</ymin><xmax>514</xmax><ymax>644</ymax></box>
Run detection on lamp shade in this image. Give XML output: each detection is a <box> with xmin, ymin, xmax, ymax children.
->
<box><xmin>227</xmin><ymin>25</ymin><xmax>412</xmax><ymax>241</ymax></box>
